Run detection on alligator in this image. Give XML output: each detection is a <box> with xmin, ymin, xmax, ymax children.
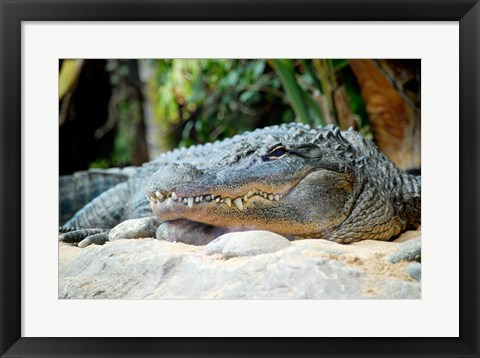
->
<box><xmin>59</xmin><ymin>123</ymin><xmax>421</xmax><ymax>248</ymax></box>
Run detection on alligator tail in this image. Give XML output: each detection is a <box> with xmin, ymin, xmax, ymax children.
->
<box><xmin>59</xmin><ymin>168</ymin><xmax>134</xmax><ymax>225</ymax></box>
<box><xmin>63</xmin><ymin>182</ymin><xmax>130</xmax><ymax>229</ymax></box>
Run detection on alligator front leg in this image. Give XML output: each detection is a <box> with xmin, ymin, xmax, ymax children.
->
<box><xmin>59</xmin><ymin>181</ymin><xmax>153</xmax><ymax>248</ymax></box>
<box><xmin>59</xmin><ymin>227</ymin><xmax>110</xmax><ymax>248</ymax></box>
<box><xmin>60</xmin><ymin>216</ymin><xmax>162</xmax><ymax>248</ymax></box>
<box><xmin>60</xmin><ymin>218</ymin><xmax>228</xmax><ymax>248</ymax></box>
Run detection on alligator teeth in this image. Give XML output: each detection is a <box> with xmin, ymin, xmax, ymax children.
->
<box><xmin>155</xmin><ymin>189</ymin><xmax>286</xmax><ymax>207</ymax></box>
<box><xmin>233</xmin><ymin>197</ymin><xmax>244</xmax><ymax>211</ymax></box>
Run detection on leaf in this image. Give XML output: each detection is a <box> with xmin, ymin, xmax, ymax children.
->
<box><xmin>269</xmin><ymin>59</ymin><xmax>310</xmax><ymax>124</ymax></box>
<box><xmin>252</xmin><ymin>60</ymin><xmax>266</xmax><ymax>79</ymax></box>
<box><xmin>224</xmin><ymin>71</ymin><xmax>240</xmax><ymax>86</ymax></box>
<box><xmin>312</xmin><ymin>59</ymin><xmax>335</xmax><ymax>114</ymax></box>
<box><xmin>332</xmin><ymin>59</ymin><xmax>349</xmax><ymax>71</ymax></box>
<box><xmin>302</xmin><ymin>89</ymin><xmax>325</xmax><ymax>126</ymax></box>
<box><xmin>58</xmin><ymin>59</ymin><xmax>84</xmax><ymax>100</ymax></box>
<box><xmin>300</xmin><ymin>60</ymin><xmax>323</xmax><ymax>94</ymax></box>
<box><xmin>239</xmin><ymin>90</ymin><xmax>256</xmax><ymax>103</ymax></box>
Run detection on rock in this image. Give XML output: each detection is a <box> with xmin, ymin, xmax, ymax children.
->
<box><xmin>405</xmin><ymin>262</ymin><xmax>421</xmax><ymax>281</ymax></box>
<box><xmin>59</xmin><ymin>230</ymin><xmax>421</xmax><ymax>299</ymax></box>
<box><xmin>109</xmin><ymin>217</ymin><xmax>160</xmax><ymax>241</ymax></box>
<box><xmin>205</xmin><ymin>230</ymin><xmax>291</xmax><ymax>257</ymax></box>
<box><xmin>383</xmin><ymin>280</ymin><xmax>421</xmax><ymax>298</ymax></box>
<box><xmin>389</xmin><ymin>236</ymin><xmax>421</xmax><ymax>263</ymax></box>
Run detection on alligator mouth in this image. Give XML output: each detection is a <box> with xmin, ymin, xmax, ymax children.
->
<box><xmin>147</xmin><ymin>188</ymin><xmax>288</xmax><ymax>211</ymax></box>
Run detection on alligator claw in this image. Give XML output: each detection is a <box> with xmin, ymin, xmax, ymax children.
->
<box><xmin>77</xmin><ymin>232</ymin><xmax>110</xmax><ymax>248</ymax></box>
<box><xmin>59</xmin><ymin>227</ymin><xmax>110</xmax><ymax>247</ymax></box>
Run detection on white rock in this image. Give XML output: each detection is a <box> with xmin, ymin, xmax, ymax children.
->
<box><xmin>204</xmin><ymin>230</ymin><xmax>291</xmax><ymax>257</ymax></box>
<box><xmin>58</xmin><ymin>230</ymin><xmax>421</xmax><ymax>299</ymax></box>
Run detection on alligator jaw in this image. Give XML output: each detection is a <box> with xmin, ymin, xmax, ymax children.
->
<box><xmin>145</xmin><ymin>166</ymin><xmax>358</xmax><ymax>237</ymax></box>
<box><xmin>146</xmin><ymin>185</ymin><xmax>321</xmax><ymax>235</ymax></box>
<box><xmin>147</xmin><ymin>186</ymin><xmax>289</xmax><ymax>212</ymax></box>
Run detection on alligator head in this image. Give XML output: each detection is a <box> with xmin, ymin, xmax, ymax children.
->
<box><xmin>145</xmin><ymin>127</ymin><xmax>420</xmax><ymax>243</ymax></box>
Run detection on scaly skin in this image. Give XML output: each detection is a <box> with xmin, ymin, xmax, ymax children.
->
<box><xmin>60</xmin><ymin>123</ymin><xmax>420</xmax><ymax>246</ymax></box>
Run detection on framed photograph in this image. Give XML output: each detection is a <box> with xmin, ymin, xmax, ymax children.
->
<box><xmin>1</xmin><ymin>0</ymin><xmax>478</xmax><ymax>357</ymax></box>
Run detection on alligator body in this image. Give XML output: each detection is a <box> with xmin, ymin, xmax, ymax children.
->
<box><xmin>60</xmin><ymin>123</ymin><xmax>421</xmax><ymax>247</ymax></box>
<box><xmin>59</xmin><ymin>167</ymin><xmax>136</xmax><ymax>225</ymax></box>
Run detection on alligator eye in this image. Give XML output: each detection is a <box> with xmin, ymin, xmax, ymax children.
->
<box><xmin>268</xmin><ymin>145</ymin><xmax>288</xmax><ymax>159</ymax></box>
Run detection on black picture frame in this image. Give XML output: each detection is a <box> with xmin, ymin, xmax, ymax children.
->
<box><xmin>1</xmin><ymin>1</ymin><xmax>478</xmax><ymax>357</ymax></box>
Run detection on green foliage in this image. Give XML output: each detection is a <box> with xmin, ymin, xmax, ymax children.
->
<box><xmin>269</xmin><ymin>59</ymin><xmax>315</xmax><ymax>125</ymax></box>
<box><xmin>147</xmin><ymin>58</ymin><xmax>372</xmax><ymax>150</ymax></box>
<box><xmin>89</xmin><ymin>158</ymin><xmax>110</xmax><ymax>169</ymax></box>
<box><xmin>273</xmin><ymin>59</ymin><xmax>371</xmax><ymax>136</ymax></box>
<box><xmin>147</xmin><ymin>59</ymin><xmax>287</xmax><ymax>148</ymax></box>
